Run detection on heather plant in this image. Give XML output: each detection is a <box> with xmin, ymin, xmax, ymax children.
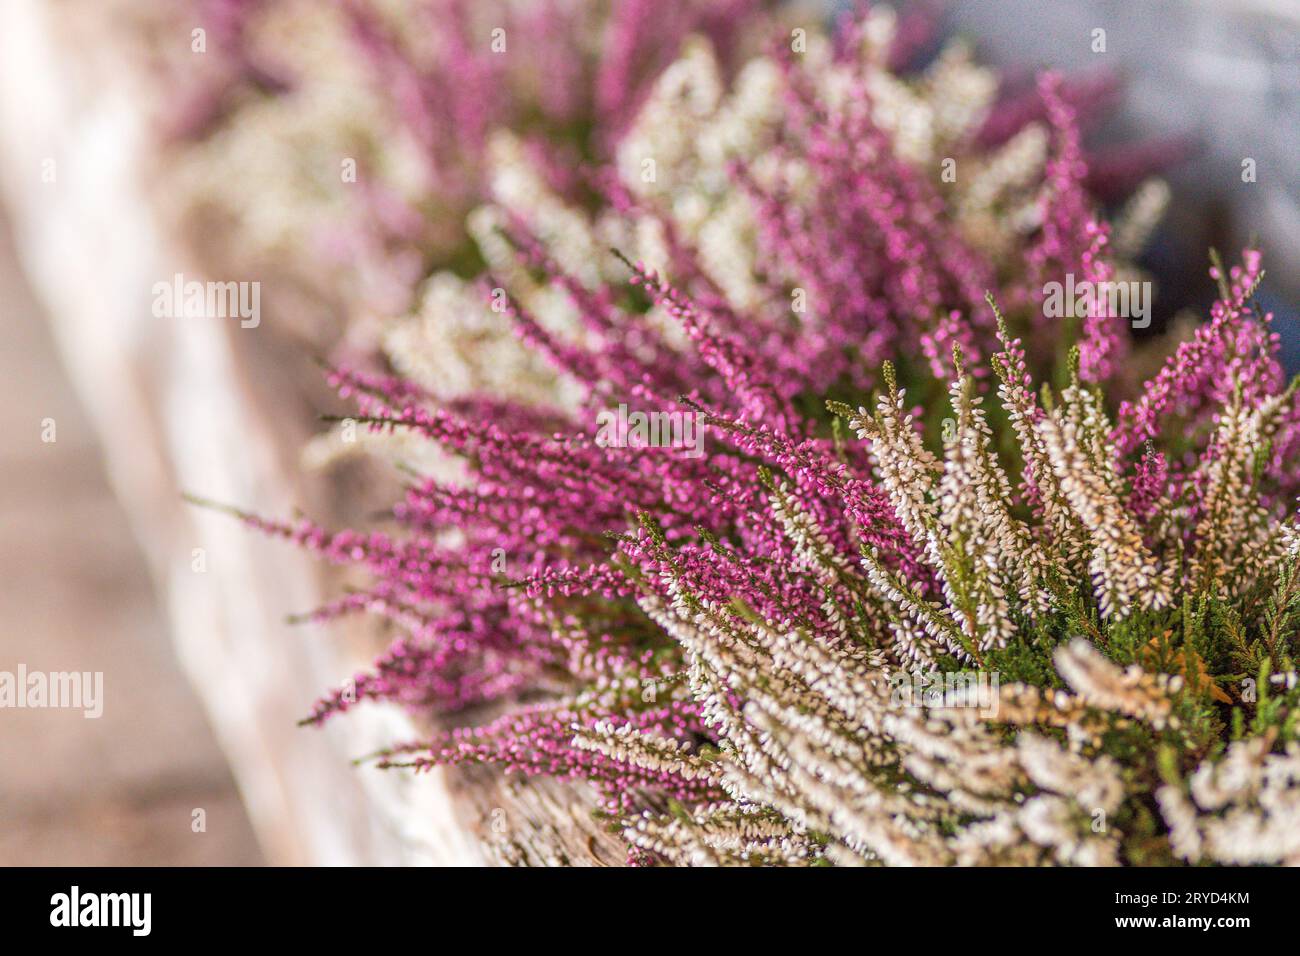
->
<box><xmin>205</xmin><ymin>9</ymin><xmax>1300</xmax><ymax>865</ymax></box>
<box><xmin>248</xmin><ymin>246</ymin><xmax>1298</xmax><ymax>867</ymax></box>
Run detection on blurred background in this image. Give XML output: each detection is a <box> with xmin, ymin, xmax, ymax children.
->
<box><xmin>945</xmin><ymin>0</ymin><xmax>1299</xmax><ymax>354</ymax></box>
<box><xmin>0</xmin><ymin>208</ymin><xmax>262</xmax><ymax>864</ymax></box>
<box><xmin>0</xmin><ymin>0</ymin><xmax>1296</xmax><ymax>865</ymax></box>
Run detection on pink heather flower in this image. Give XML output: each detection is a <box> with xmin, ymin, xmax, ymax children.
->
<box><xmin>1113</xmin><ymin>249</ymin><xmax>1274</xmax><ymax>457</ymax></box>
<box><xmin>1127</xmin><ymin>444</ymin><xmax>1168</xmax><ymax>522</ymax></box>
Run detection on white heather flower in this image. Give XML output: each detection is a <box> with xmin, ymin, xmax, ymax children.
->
<box><xmin>1053</xmin><ymin>640</ymin><xmax>1178</xmax><ymax>729</ymax></box>
<box><xmin>1112</xmin><ymin>178</ymin><xmax>1172</xmax><ymax>261</ymax></box>
<box><xmin>1191</xmin><ymin>388</ymin><xmax>1297</xmax><ymax>597</ymax></box>
<box><xmin>1159</xmin><ymin>740</ymin><xmax>1300</xmax><ymax>865</ymax></box>
<box><xmin>923</xmin><ymin>42</ymin><xmax>998</xmax><ymax>142</ymax></box>
<box><xmin>1039</xmin><ymin>391</ymin><xmax>1172</xmax><ymax>618</ymax></box>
